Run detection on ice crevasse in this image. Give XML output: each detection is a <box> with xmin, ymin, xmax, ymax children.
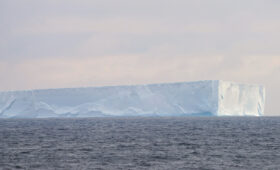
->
<box><xmin>0</xmin><ymin>80</ymin><xmax>265</xmax><ymax>118</ymax></box>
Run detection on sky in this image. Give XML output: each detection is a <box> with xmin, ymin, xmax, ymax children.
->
<box><xmin>0</xmin><ymin>0</ymin><xmax>280</xmax><ymax>115</ymax></box>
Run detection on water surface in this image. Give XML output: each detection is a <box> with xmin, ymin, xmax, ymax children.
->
<box><xmin>0</xmin><ymin>117</ymin><xmax>279</xmax><ymax>169</ymax></box>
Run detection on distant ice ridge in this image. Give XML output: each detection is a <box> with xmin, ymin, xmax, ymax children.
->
<box><xmin>0</xmin><ymin>80</ymin><xmax>265</xmax><ymax>118</ymax></box>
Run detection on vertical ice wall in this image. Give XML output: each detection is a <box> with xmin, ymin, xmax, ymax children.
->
<box><xmin>216</xmin><ymin>81</ymin><xmax>265</xmax><ymax>116</ymax></box>
<box><xmin>0</xmin><ymin>80</ymin><xmax>265</xmax><ymax>118</ymax></box>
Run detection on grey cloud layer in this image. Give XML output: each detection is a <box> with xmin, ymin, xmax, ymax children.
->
<box><xmin>0</xmin><ymin>0</ymin><xmax>280</xmax><ymax>115</ymax></box>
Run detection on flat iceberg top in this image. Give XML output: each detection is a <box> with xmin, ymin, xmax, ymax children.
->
<box><xmin>0</xmin><ymin>80</ymin><xmax>265</xmax><ymax>118</ymax></box>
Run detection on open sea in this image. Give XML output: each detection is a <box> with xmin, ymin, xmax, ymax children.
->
<box><xmin>0</xmin><ymin>117</ymin><xmax>280</xmax><ymax>170</ymax></box>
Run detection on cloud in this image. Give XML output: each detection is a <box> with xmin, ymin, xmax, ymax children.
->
<box><xmin>1</xmin><ymin>55</ymin><xmax>278</xmax><ymax>89</ymax></box>
<box><xmin>13</xmin><ymin>16</ymin><xmax>222</xmax><ymax>36</ymax></box>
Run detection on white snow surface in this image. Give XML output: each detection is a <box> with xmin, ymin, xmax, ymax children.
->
<box><xmin>0</xmin><ymin>80</ymin><xmax>265</xmax><ymax>118</ymax></box>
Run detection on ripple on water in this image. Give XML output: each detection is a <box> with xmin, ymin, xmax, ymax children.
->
<box><xmin>0</xmin><ymin>117</ymin><xmax>279</xmax><ymax>170</ymax></box>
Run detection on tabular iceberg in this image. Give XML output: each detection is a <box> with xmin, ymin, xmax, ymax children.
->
<box><xmin>0</xmin><ymin>80</ymin><xmax>265</xmax><ymax>118</ymax></box>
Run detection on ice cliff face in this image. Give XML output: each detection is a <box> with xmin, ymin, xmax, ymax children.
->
<box><xmin>0</xmin><ymin>80</ymin><xmax>265</xmax><ymax>118</ymax></box>
<box><xmin>217</xmin><ymin>81</ymin><xmax>265</xmax><ymax>116</ymax></box>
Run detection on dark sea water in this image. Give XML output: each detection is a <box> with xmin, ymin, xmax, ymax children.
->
<box><xmin>0</xmin><ymin>117</ymin><xmax>280</xmax><ymax>170</ymax></box>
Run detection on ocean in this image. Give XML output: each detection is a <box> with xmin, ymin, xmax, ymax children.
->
<box><xmin>0</xmin><ymin>117</ymin><xmax>279</xmax><ymax>169</ymax></box>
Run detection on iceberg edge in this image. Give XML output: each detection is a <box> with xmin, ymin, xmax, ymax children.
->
<box><xmin>0</xmin><ymin>80</ymin><xmax>265</xmax><ymax>118</ymax></box>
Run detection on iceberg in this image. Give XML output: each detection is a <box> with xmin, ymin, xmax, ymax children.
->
<box><xmin>0</xmin><ymin>80</ymin><xmax>265</xmax><ymax>118</ymax></box>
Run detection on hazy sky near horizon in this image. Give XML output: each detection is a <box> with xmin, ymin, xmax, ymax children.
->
<box><xmin>1</xmin><ymin>0</ymin><xmax>280</xmax><ymax>115</ymax></box>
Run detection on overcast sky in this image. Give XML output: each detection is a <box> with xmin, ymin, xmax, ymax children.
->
<box><xmin>1</xmin><ymin>0</ymin><xmax>280</xmax><ymax>115</ymax></box>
